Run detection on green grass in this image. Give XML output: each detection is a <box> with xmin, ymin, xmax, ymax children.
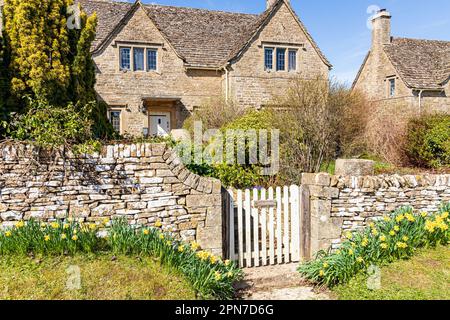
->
<box><xmin>0</xmin><ymin>254</ymin><xmax>196</xmax><ymax>300</ymax></box>
<box><xmin>332</xmin><ymin>245</ymin><xmax>450</xmax><ymax>300</ymax></box>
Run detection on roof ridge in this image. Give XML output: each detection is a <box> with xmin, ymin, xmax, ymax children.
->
<box><xmin>143</xmin><ymin>3</ymin><xmax>259</xmax><ymax>17</ymax></box>
<box><xmin>392</xmin><ymin>36</ymin><xmax>450</xmax><ymax>44</ymax></box>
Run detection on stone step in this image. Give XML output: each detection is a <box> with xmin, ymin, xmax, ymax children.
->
<box><xmin>236</xmin><ymin>263</ymin><xmax>308</xmax><ymax>293</ymax></box>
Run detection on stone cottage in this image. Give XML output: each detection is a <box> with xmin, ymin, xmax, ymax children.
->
<box><xmin>353</xmin><ymin>9</ymin><xmax>450</xmax><ymax>114</ymax></box>
<box><xmin>77</xmin><ymin>0</ymin><xmax>331</xmax><ymax>136</ymax></box>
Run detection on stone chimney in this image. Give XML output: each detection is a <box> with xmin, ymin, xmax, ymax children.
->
<box><xmin>371</xmin><ymin>9</ymin><xmax>392</xmax><ymax>48</ymax></box>
<box><xmin>266</xmin><ymin>0</ymin><xmax>289</xmax><ymax>10</ymax></box>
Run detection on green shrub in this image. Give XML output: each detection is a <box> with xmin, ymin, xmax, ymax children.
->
<box><xmin>0</xmin><ymin>218</ymin><xmax>243</xmax><ymax>300</ymax></box>
<box><xmin>406</xmin><ymin>114</ymin><xmax>450</xmax><ymax>168</ymax></box>
<box><xmin>298</xmin><ymin>202</ymin><xmax>450</xmax><ymax>287</ymax></box>
<box><xmin>2</xmin><ymin>97</ymin><xmax>96</xmax><ymax>149</ymax></box>
<box><xmin>180</xmin><ymin>109</ymin><xmax>275</xmax><ymax>188</ymax></box>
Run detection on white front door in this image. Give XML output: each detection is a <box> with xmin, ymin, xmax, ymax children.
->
<box><xmin>150</xmin><ymin>113</ymin><xmax>170</xmax><ymax>137</ymax></box>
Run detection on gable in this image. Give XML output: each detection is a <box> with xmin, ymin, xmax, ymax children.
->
<box><xmin>229</xmin><ymin>1</ymin><xmax>331</xmax><ymax>69</ymax></box>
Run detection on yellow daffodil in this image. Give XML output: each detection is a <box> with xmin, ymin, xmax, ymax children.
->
<box><xmin>143</xmin><ymin>229</ymin><xmax>150</xmax><ymax>235</ymax></box>
<box><xmin>16</xmin><ymin>221</ymin><xmax>25</xmax><ymax>228</ymax></box>
<box><xmin>89</xmin><ymin>223</ymin><xmax>97</xmax><ymax>230</ymax></box>
<box><xmin>389</xmin><ymin>230</ymin><xmax>396</xmax><ymax>236</ymax></box>
<box><xmin>319</xmin><ymin>270</ymin><xmax>325</xmax><ymax>277</ymax></box>
<box><xmin>102</xmin><ymin>218</ymin><xmax>110</xmax><ymax>225</ymax></box>
<box><xmin>178</xmin><ymin>245</ymin><xmax>185</xmax><ymax>252</ymax></box>
<box><xmin>51</xmin><ymin>222</ymin><xmax>59</xmax><ymax>229</ymax></box>
<box><xmin>224</xmin><ymin>260</ymin><xmax>231</xmax><ymax>266</ymax></box>
<box><xmin>159</xmin><ymin>234</ymin><xmax>165</xmax><ymax>240</ymax></box>
<box><xmin>227</xmin><ymin>272</ymin><xmax>233</xmax><ymax>278</ymax></box>
<box><xmin>380</xmin><ymin>243</ymin><xmax>388</xmax><ymax>249</ymax></box>
<box><xmin>40</xmin><ymin>222</ymin><xmax>46</xmax><ymax>228</ymax></box>
<box><xmin>425</xmin><ymin>220</ymin><xmax>436</xmax><ymax>233</ymax></box>
<box><xmin>5</xmin><ymin>231</ymin><xmax>12</xmax><ymax>237</ymax></box>
<box><xmin>402</xmin><ymin>236</ymin><xmax>409</xmax><ymax>242</ymax></box>
<box><xmin>191</xmin><ymin>241</ymin><xmax>200</xmax><ymax>251</ymax></box>
<box><xmin>72</xmin><ymin>235</ymin><xmax>78</xmax><ymax>241</ymax></box>
<box><xmin>166</xmin><ymin>240</ymin><xmax>172</xmax><ymax>246</ymax></box>
<box><xmin>369</xmin><ymin>222</ymin><xmax>375</xmax><ymax>228</ymax></box>
<box><xmin>44</xmin><ymin>235</ymin><xmax>50</xmax><ymax>241</ymax></box>
<box><xmin>336</xmin><ymin>250</ymin><xmax>341</xmax><ymax>255</ymax></box>
<box><xmin>394</xmin><ymin>225</ymin><xmax>400</xmax><ymax>232</ymax></box>
<box><xmin>442</xmin><ymin>212</ymin><xmax>449</xmax><ymax>219</ymax></box>
<box><xmin>405</xmin><ymin>213</ymin><xmax>415</xmax><ymax>222</ymax></box>
<box><xmin>371</xmin><ymin>229</ymin><xmax>379</xmax><ymax>236</ymax></box>
<box><xmin>348</xmin><ymin>249</ymin><xmax>354</xmax><ymax>256</ymax></box>
<box><xmin>196</xmin><ymin>251</ymin><xmax>209</xmax><ymax>261</ymax></box>
<box><xmin>63</xmin><ymin>223</ymin><xmax>69</xmax><ymax>230</ymax></box>
<box><xmin>215</xmin><ymin>271</ymin><xmax>222</xmax><ymax>281</ymax></box>
<box><xmin>210</xmin><ymin>256</ymin><xmax>218</xmax><ymax>264</ymax></box>
<box><xmin>356</xmin><ymin>257</ymin><xmax>364</xmax><ymax>263</ymax></box>
<box><xmin>361</xmin><ymin>238</ymin><xmax>369</xmax><ymax>247</ymax></box>
<box><xmin>155</xmin><ymin>220</ymin><xmax>162</xmax><ymax>228</ymax></box>
<box><xmin>395</xmin><ymin>214</ymin><xmax>405</xmax><ymax>223</ymax></box>
<box><xmin>383</xmin><ymin>216</ymin><xmax>391</xmax><ymax>222</ymax></box>
<box><xmin>345</xmin><ymin>232</ymin><xmax>353</xmax><ymax>240</ymax></box>
<box><xmin>61</xmin><ymin>234</ymin><xmax>67</xmax><ymax>240</ymax></box>
<box><xmin>396</xmin><ymin>242</ymin><xmax>407</xmax><ymax>249</ymax></box>
<box><xmin>421</xmin><ymin>212</ymin><xmax>428</xmax><ymax>218</ymax></box>
<box><xmin>323</xmin><ymin>262</ymin><xmax>329</xmax><ymax>269</ymax></box>
<box><xmin>380</xmin><ymin>235</ymin><xmax>386</xmax><ymax>242</ymax></box>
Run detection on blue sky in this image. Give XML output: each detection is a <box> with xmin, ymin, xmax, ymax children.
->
<box><xmin>141</xmin><ymin>0</ymin><xmax>450</xmax><ymax>85</ymax></box>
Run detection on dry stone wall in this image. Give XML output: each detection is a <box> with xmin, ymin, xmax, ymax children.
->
<box><xmin>0</xmin><ymin>143</ymin><xmax>225</xmax><ymax>256</ymax></box>
<box><xmin>302</xmin><ymin>173</ymin><xmax>450</xmax><ymax>254</ymax></box>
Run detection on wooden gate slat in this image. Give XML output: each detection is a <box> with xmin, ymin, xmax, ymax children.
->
<box><xmin>228</xmin><ymin>189</ymin><xmax>235</xmax><ymax>261</ymax></box>
<box><xmin>276</xmin><ymin>186</ymin><xmax>283</xmax><ymax>264</ymax></box>
<box><xmin>244</xmin><ymin>189</ymin><xmax>252</xmax><ymax>267</ymax></box>
<box><xmin>260</xmin><ymin>188</ymin><xmax>267</xmax><ymax>266</ymax></box>
<box><xmin>268</xmin><ymin>187</ymin><xmax>275</xmax><ymax>265</ymax></box>
<box><xmin>283</xmin><ymin>186</ymin><xmax>290</xmax><ymax>263</ymax></box>
<box><xmin>237</xmin><ymin>189</ymin><xmax>244</xmax><ymax>267</ymax></box>
<box><xmin>252</xmin><ymin>188</ymin><xmax>260</xmax><ymax>267</ymax></box>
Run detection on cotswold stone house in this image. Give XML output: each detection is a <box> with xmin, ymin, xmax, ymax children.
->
<box><xmin>353</xmin><ymin>9</ymin><xmax>450</xmax><ymax>114</ymax></box>
<box><xmin>78</xmin><ymin>0</ymin><xmax>331</xmax><ymax>136</ymax></box>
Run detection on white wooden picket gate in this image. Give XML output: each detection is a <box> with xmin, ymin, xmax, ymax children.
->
<box><xmin>226</xmin><ymin>185</ymin><xmax>310</xmax><ymax>268</ymax></box>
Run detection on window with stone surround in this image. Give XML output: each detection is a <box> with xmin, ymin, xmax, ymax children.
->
<box><xmin>264</xmin><ymin>45</ymin><xmax>301</xmax><ymax>73</ymax></box>
<box><xmin>264</xmin><ymin>48</ymin><xmax>274</xmax><ymax>70</ymax></box>
<box><xmin>108</xmin><ymin>109</ymin><xmax>122</xmax><ymax>133</ymax></box>
<box><xmin>288</xmin><ymin>50</ymin><xmax>297</xmax><ymax>71</ymax></box>
<box><xmin>147</xmin><ymin>49</ymin><xmax>158</xmax><ymax>71</ymax></box>
<box><xmin>119</xmin><ymin>45</ymin><xmax>159</xmax><ymax>72</ymax></box>
<box><xmin>133</xmin><ymin>48</ymin><xmax>145</xmax><ymax>71</ymax></box>
<box><xmin>388</xmin><ymin>77</ymin><xmax>396</xmax><ymax>97</ymax></box>
<box><xmin>119</xmin><ymin>47</ymin><xmax>131</xmax><ymax>71</ymax></box>
<box><xmin>276</xmin><ymin>48</ymin><xmax>286</xmax><ymax>71</ymax></box>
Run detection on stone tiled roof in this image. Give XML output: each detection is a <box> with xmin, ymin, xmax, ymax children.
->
<box><xmin>78</xmin><ymin>0</ymin><xmax>135</xmax><ymax>51</ymax></box>
<box><xmin>78</xmin><ymin>0</ymin><xmax>331</xmax><ymax>69</ymax></box>
<box><xmin>384</xmin><ymin>37</ymin><xmax>450</xmax><ymax>89</ymax></box>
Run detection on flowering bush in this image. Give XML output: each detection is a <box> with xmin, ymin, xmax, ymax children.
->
<box><xmin>0</xmin><ymin>218</ymin><xmax>243</xmax><ymax>300</ymax></box>
<box><xmin>298</xmin><ymin>202</ymin><xmax>450</xmax><ymax>287</ymax></box>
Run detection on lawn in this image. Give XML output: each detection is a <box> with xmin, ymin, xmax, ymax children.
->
<box><xmin>332</xmin><ymin>246</ymin><xmax>450</xmax><ymax>300</ymax></box>
<box><xmin>0</xmin><ymin>254</ymin><xmax>196</xmax><ymax>300</ymax></box>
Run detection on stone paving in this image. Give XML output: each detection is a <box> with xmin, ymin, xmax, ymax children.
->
<box><xmin>237</xmin><ymin>264</ymin><xmax>331</xmax><ymax>301</ymax></box>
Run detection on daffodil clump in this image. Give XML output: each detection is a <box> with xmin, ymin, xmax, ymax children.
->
<box><xmin>0</xmin><ymin>218</ymin><xmax>106</xmax><ymax>255</ymax></box>
<box><xmin>0</xmin><ymin>217</ymin><xmax>242</xmax><ymax>300</ymax></box>
<box><xmin>107</xmin><ymin>219</ymin><xmax>243</xmax><ymax>300</ymax></box>
<box><xmin>298</xmin><ymin>202</ymin><xmax>450</xmax><ymax>287</ymax></box>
